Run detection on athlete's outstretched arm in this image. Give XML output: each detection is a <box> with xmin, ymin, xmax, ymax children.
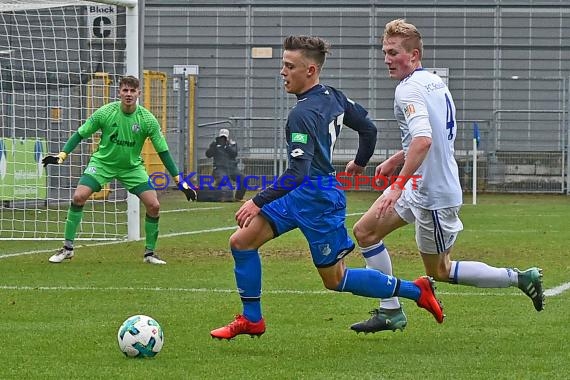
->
<box><xmin>42</xmin><ymin>131</ymin><xmax>84</xmax><ymax>167</ymax></box>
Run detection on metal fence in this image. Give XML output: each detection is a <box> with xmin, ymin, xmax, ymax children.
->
<box><xmin>181</xmin><ymin>76</ymin><xmax>569</xmax><ymax>195</ymax></box>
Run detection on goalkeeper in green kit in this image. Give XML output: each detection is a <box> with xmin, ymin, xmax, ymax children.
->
<box><xmin>43</xmin><ymin>75</ymin><xmax>196</xmax><ymax>265</ymax></box>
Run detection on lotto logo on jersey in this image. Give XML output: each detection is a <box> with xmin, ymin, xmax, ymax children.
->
<box><xmin>291</xmin><ymin>132</ymin><xmax>308</xmax><ymax>144</ymax></box>
<box><xmin>404</xmin><ymin>104</ymin><xmax>416</xmax><ymax>118</ymax></box>
<box><xmin>290</xmin><ymin>148</ymin><xmax>304</xmax><ymax>158</ymax></box>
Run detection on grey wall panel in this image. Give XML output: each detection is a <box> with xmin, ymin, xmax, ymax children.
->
<box><xmin>144</xmin><ymin>1</ymin><xmax>570</xmax><ymax>156</ymax></box>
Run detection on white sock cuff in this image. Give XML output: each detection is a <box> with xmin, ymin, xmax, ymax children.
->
<box><xmin>450</xmin><ymin>261</ymin><xmax>459</xmax><ymax>283</ymax></box>
<box><xmin>360</xmin><ymin>241</ymin><xmax>386</xmax><ymax>258</ymax></box>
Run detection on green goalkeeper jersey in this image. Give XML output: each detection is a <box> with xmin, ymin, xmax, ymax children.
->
<box><xmin>78</xmin><ymin>102</ymin><xmax>168</xmax><ymax>170</ymax></box>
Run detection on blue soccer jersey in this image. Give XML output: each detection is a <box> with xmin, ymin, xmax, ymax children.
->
<box><xmin>253</xmin><ymin>84</ymin><xmax>376</xmax><ymax>207</ymax></box>
<box><xmin>256</xmin><ymin>84</ymin><xmax>377</xmax><ymax>267</ymax></box>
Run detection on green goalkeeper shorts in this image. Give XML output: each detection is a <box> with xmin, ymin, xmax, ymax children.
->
<box><xmin>79</xmin><ymin>159</ymin><xmax>152</xmax><ymax>196</ymax></box>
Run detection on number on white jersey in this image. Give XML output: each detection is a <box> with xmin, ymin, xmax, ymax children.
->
<box><xmin>445</xmin><ymin>93</ymin><xmax>455</xmax><ymax>141</ymax></box>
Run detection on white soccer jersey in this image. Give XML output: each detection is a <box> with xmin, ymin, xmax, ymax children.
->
<box><xmin>394</xmin><ymin>68</ymin><xmax>463</xmax><ymax>209</ymax></box>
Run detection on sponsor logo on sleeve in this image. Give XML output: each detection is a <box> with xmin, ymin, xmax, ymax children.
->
<box><xmin>404</xmin><ymin>104</ymin><xmax>416</xmax><ymax>118</ymax></box>
<box><xmin>291</xmin><ymin>132</ymin><xmax>308</xmax><ymax>144</ymax></box>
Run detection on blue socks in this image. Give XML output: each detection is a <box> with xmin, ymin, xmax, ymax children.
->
<box><xmin>232</xmin><ymin>248</ymin><xmax>262</xmax><ymax>322</ymax></box>
<box><xmin>336</xmin><ymin>268</ymin><xmax>420</xmax><ymax>301</ymax></box>
<box><xmin>232</xmin><ymin>250</ymin><xmax>423</xmax><ymax>322</ymax></box>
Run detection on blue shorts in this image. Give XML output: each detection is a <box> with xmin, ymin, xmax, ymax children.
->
<box><xmin>260</xmin><ymin>181</ymin><xmax>354</xmax><ymax>268</ymax></box>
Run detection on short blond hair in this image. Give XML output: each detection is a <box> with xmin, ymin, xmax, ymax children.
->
<box><xmin>383</xmin><ymin>19</ymin><xmax>423</xmax><ymax>59</ymax></box>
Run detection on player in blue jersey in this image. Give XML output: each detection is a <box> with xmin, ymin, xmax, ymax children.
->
<box><xmin>350</xmin><ymin>19</ymin><xmax>544</xmax><ymax>335</ymax></box>
<box><xmin>210</xmin><ymin>35</ymin><xmax>445</xmax><ymax>340</ymax></box>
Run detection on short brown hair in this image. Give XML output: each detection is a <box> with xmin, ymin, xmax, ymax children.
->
<box><xmin>119</xmin><ymin>75</ymin><xmax>139</xmax><ymax>88</ymax></box>
<box><xmin>383</xmin><ymin>19</ymin><xmax>423</xmax><ymax>59</ymax></box>
<box><xmin>283</xmin><ymin>35</ymin><xmax>331</xmax><ymax>70</ymax></box>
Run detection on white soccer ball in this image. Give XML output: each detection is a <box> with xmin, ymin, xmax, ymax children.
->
<box><xmin>117</xmin><ymin>315</ymin><xmax>164</xmax><ymax>358</ymax></box>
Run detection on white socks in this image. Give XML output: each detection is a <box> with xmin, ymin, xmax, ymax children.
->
<box><xmin>361</xmin><ymin>241</ymin><xmax>401</xmax><ymax>309</ymax></box>
<box><xmin>450</xmin><ymin>261</ymin><xmax>518</xmax><ymax>288</ymax></box>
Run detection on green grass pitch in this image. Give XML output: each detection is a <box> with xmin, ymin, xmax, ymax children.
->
<box><xmin>1</xmin><ymin>192</ymin><xmax>569</xmax><ymax>379</ymax></box>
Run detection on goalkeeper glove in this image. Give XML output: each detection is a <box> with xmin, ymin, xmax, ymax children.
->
<box><xmin>42</xmin><ymin>152</ymin><xmax>68</xmax><ymax>167</ymax></box>
<box><xmin>174</xmin><ymin>175</ymin><xmax>197</xmax><ymax>202</ymax></box>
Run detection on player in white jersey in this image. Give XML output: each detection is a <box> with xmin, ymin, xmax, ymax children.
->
<box><xmin>395</xmin><ymin>68</ymin><xmax>463</xmax><ymax>210</ymax></box>
<box><xmin>350</xmin><ymin>19</ymin><xmax>544</xmax><ymax>334</ymax></box>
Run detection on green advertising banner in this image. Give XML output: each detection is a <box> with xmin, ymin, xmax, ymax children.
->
<box><xmin>0</xmin><ymin>138</ymin><xmax>48</xmax><ymax>200</ymax></box>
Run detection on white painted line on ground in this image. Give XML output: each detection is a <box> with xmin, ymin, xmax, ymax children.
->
<box><xmin>161</xmin><ymin>206</ymin><xmax>225</xmax><ymax>214</ymax></box>
<box><xmin>0</xmin><ymin>284</ymin><xmax>566</xmax><ymax>297</ymax></box>
<box><xmin>160</xmin><ymin>226</ymin><xmax>236</xmax><ymax>238</ymax></box>
<box><xmin>0</xmin><ymin>240</ymin><xmax>127</xmax><ymax>259</ymax></box>
<box><xmin>0</xmin><ymin>226</ymin><xmax>237</xmax><ymax>260</ymax></box>
<box><xmin>1</xmin><ymin>223</ymin><xmax>566</xmax><ymax>259</ymax></box>
<box><xmin>346</xmin><ymin>212</ymin><xmax>565</xmax><ymax>232</ymax></box>
<box><xmin>1</xmin><ymin>208</ymin><xmax>566</xmax><ymax>287</ymax></box>
<box><xmin>544</xmin><ymin>282</ymin><xmax>570</xmax><ymax>296</ymax></box>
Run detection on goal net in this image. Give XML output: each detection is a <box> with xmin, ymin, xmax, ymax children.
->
<box><xmin>0</xmin><ymin>0</ymin><xmax>139</xmax><ymax>240</ymax></box>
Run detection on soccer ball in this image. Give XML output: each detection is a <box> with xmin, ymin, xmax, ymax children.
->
<box><xmin>117</xmin><ymin>315</ymin><xmax>164</xmax><ymax>358</ymax></box>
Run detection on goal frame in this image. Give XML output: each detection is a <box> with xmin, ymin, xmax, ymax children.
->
<box><xmin>0</xmin><ymin>0</ymin><xmax>141</xmax><ymax>241</ymax></box>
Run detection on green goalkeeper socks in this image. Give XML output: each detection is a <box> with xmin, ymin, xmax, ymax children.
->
<box><xmin>145</xmin><ymin>214</ymin><xmax>160</xmax><ymax>251</ymax></box>
<box><xmin>64</xmin><ymin>202</ymin><xmax>84</xmax><ymax>242</ymax></box>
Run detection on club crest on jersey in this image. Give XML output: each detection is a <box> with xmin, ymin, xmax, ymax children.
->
<box><xmin>291</xmin><ymin>132</ymin><xmax>308</xmax><ymax>144</ymax></box>
<box><xmin>290</xmin><ymin>148</ymin><xmax>304</xmax><ymax>158</ymax></box>
<box><xmin>131</xmin><ymin>124</ymin><xmax>140</xmax><ymax>133</ymax></box>
<box><xmin>319</xmin><ymin>244</ymin><xmax>332</xmax><ymax>256</ymax></box>
<box><xmin>404</xmin><ymin>104</ymin><xmax>416</xmax><ymax>118</ymax></box>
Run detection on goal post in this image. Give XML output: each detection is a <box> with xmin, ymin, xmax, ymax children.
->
<box><xmin>0</xmin><ymin>0</ymin><xmax>140</xmax><ymax>241</ymax></box>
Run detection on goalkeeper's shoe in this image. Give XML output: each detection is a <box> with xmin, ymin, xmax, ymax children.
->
<box><xmin>143</xmin><ymin>252</ymin><xmax>166</xmax><ymax>265</ymax></box>
<box><xmin>48</xmin><ymin>247</ymin><xmax>74</xmax><ymax>263</ymax></box>
<box><xmin>515</xmin><ymin>267</ymin><xmax>544</xmax><ymax>311</ymax></box>
<box><xmin>413</xmin><ymin>276</ymin><xmax>445</xmax><ymax>323</ymax></box>
<box><xmin>210</xmin><ymin>314</ymin><xmax>266</xmax><ymax>340</ymax></box>
<box><xmin>350</xmin><ymin>306</ymin><xmax>407</xmax><ymax>334</ymax></box>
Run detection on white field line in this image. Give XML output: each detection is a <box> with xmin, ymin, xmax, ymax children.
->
<box><xmin>544</xmin><ymin>282</ymin><xmax>570</xmax><ymax>296</ymax></box>
<box><xmin>0</xmin><ymin>210</ymin><xmax>562</xmax><ymax>261</ymax></box>
<box><xmin>2</xmin><ymin>211</ymin><xmax>568</xmax><ymax>297</ymax></box>
<box><xmin>160</xmin><ymin>206</ymin><xmax>225</xmax><ymax>214</ymax></box>
<box><xmin>348</xmin><ymin>212</ymin><xmax>565</xmax><ymax>233</ymax></box>
<box><xmin>0</xmin><ymin>226</ymin><xmax>237</xmax><ymax>260</ymax></box>
<box><xmin>0</xmin><ymin>284</ymin><xmax>567</xmax><ymax>297</ymax></box>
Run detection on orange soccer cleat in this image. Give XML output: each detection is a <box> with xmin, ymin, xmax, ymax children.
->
<box><xmin>413</xmin><ymin>276</ymin><xmax>445</xmax><ymax>323</ymax></box>
<box><xmin>210</xmin><ymin>315</ymin><xmax>266</xmax><ymax>340</ymax></box>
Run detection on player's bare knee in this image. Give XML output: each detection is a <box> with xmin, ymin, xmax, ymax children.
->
<box><xmin>229</xmin><ymin>233</ymin><xmax>240</xmax><ymax>249</ymax></box>
<box><xmin>229</xmin><ymin>232</ymin><xmax>251</xmax><ymax>251</ymax></box>
<box><xmin>144</xmin><ymin>201</ymin><xmax>160</xmax><ymax>216</ymax></box>
<box><xmin>353</xmin><ymin>221</ymin><xmax>377</xmax><ymax>247</ymax></box>
<box><xmin>71</xmin><ymin>193</ymin><xmax>88</xmax><ymax>206</ymax></box>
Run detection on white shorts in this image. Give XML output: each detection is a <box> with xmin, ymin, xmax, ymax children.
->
<box><xmin>394</xmin><ymin>195</ymin><xmax>463</xmax><ymax>254</ymax></box>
